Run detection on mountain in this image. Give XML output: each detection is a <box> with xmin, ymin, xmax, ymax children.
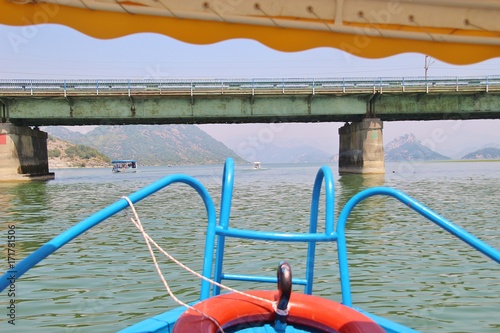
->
<box><xmin>385</xmin><ymin>133</ymin><xmax>451</xmax><ymax>161</ymax></box>
<box><xmin>43</xmin><ymin>126</ymin><xmax>86</xmax><ymax>142</ymax></box>
<box><xmin>42</xmin><ymin>125</ymin><xmax>245</xmax><ymax>166</ymax></box>
<box><xmin>240</xmin><ymin>143</ymin><xmax>332</xmax><ymax>163</ymax></box>
<box><xmin>47</xmin><ymin>136</ymin><xmax>111</xmax><ymax>168</ymax></box>
<box><xmin>461</xmin><ymin>148</ymin><xmax>500</xmax><ymax>160</ymax></box>
<box><xmin>452</xmin><ymin>142</ymin><xmax>500</xmax><ymax>159</ymax></box>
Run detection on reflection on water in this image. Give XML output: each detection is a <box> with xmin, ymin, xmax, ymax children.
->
<box><xmin>337</xmin><ymin>173</ymin><xmax>386</xmax><ymax>211</ymax></box>
<box><xmin>0</xmin><ymin>182</ymin><xmax>51</xmax><ymax>254</ymax></box>
<box><xmin>337</xmin><ymin>173</ymin><xmax>387</xmax><ymax>235</ymax></box>
<box><xmin>0</xmin><ymin>162</ymin><xmax>499</xmax><ymax>333</ymax></box>
<box><xmin>338</xmin><ymin>173</ymin><xmax>386</xmax><ymax>192</ymax></box>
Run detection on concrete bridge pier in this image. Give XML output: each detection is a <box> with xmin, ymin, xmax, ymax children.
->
<box><xmin>0</xmin><ymin>123</ymin><xmax>54</xmax><ymax>181</ymax></box>
<box><xmin>338</xmin><ymin>118</ymin><xmax>385</xmax><ymax>174</ymax></box>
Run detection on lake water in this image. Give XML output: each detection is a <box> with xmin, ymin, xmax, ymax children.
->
<box><xmin>1</xmin><ymin>160</ymin><xmax>499</xmax><ymax>333</ymax></box>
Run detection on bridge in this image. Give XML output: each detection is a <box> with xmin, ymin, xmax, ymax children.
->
<box><xmin>1</xmin><ymin>76</ymin><xmax>500</xmax><ymax>126</ymax></box>
<box><xmin>1</xmin><ymin>76</ymin><xmax>500</xmax><ymax>180</ymax></box>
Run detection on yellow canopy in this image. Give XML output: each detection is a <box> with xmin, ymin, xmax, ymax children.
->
<box><xmin>2</xmin><ymin>0</ymin><xmax>500</xmax><ymax>64</ymax></box>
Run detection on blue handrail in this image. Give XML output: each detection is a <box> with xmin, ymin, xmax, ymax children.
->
<box><xmin>211</xmin><ymin>158</ymin><xmax>235</xmax><ymax>296</ymax></box>
<box><xmin>0</xmin><ymin>174</ymin><xmax>217</xmax><ymax>293</ymax></box>
<box><xmin>208</xmin><ymin>159</ymin><xmax>336</xmax><ymax>296</ymax></box>
<box><xmin>336</xmin><ymin>186</ymin><xmax>500</xmax><ymax>307</ymax></box>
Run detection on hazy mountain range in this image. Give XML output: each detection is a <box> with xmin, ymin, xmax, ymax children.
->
<box><xmin>238</xmin><ymin>144</ymin><xmax>332</xmax><ymax>164</ymax></box>
<box><xmin>43</xmin><ymin>125</ymin><xmax>245</xmax><ymax>166</ymax></box>
<box><xmin>384</xmin><ymin>133</ymin><xmax>500</xmax><ymax>161</ymax></box>
<box><xmin>42</xmin><ymin>126</ymin><xmax>499</xmax><ymax>165</ymax></box>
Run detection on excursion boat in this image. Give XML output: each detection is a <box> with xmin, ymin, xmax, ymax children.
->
<box><xmin>253</xmin><ymin>161</ymin><xmax>262</xmax><ymax>170</ymax></box>
<box><xmin>112</xmin><ymin>160</ymin><xmax>138</xmax><ymax>173</ymax></box>
<box><xmin>1</xmin><ymin>158</ymin><xmax>499</xmax><ymax>333</ymax></box>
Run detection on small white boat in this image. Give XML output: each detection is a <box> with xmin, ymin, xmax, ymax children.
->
<box><xmin>253</xmin><ymin>161</ymin><xmax>262</xmax><ymax>169</ymax></box>
<box><xmin>112</xmin><ymin>160</ymin><xmax>138</xmax><ymax>173</ymax></box>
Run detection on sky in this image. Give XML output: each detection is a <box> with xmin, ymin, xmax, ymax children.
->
<box><xmin>1</xmin><ymin>23</ymin><xmax>499</xmax><ymax>158</ymax></box>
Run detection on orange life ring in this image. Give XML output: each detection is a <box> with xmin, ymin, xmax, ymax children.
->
<box><xmin>173</xmin><ymin>290</ymin><xmax>385</xmax><ymax>333</ymax></box>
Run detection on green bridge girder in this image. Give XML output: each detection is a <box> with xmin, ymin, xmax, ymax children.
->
<box><xmin>1</xmin><ymin>77</ymin><xmax>500</xmax><ymax>126</ymax></box>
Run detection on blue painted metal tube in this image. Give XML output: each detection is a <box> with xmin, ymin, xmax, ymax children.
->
<box><xmin>0</xmin><ymin>174</ymin><xmax>216</xmax><ymax>293</ymax></box>
<box><xmin>310</xmin><ymin>166</ymin><xmax>335</xmax><ymax>235</ymax></box>
<box><xmin>218</xmin><ymin>158</ymin><xmax>234</xmax><ymax>230</ymax></box>
<box><xmin>217</xmin><ymin>227</ymin><xmax>337</xmax><ymax>243</ymax></box>
<box><xmin>336</xmin><ymin>186</ymin><xmax>500</xmax><ymax>307</ymax></box>
<box><xmin>211</xmin><ymin>162</ymin><xmax>337</xmax><ymax>296</ymax></box>
<box><xmin>305</xmin><ymin>165</ymin><xmax>335</xmax><ymax>294</ymax></box>
<box><xmin>212</xmin><ymin>158</ymin><xmax>235</xmax><ymax>296</ymax></box>
<box><xmin>222</xmin><ymin>274</ymin><xmax>308</xmax><ymax>286</ymax></box>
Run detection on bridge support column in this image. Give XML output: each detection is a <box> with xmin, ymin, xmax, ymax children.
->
<box><xmin>0</xmin><ymin>123</ymin><xmax>54</xmax><ymax>181</ymax></box>
<box><xmin>338</xmin><ymin>118</ymin><xmax>385</xmax><ymax>174</ymax></box>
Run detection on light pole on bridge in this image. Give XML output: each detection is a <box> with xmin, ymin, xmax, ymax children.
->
<box><xmin>424</xmin><ymin>55</ymin><xmax>435</xmax><ymax>80</ymax></box>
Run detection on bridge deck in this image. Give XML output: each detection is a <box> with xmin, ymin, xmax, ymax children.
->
<box><xmin>1</xmin><ymin>77</ymin><xmax>500</xmax><ymax>97</ymax></box>
<box><xmin>1</xmin><ymin>77</ymin><xmax>500</xmax><ymax>125</ymax></box>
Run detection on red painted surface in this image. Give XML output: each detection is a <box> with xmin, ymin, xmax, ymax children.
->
<box><xmin>0</xmin><ymin>134</ymin><xmax>6</xmax><ymax>145</ymax></box>
<box><xmin>173</xmin><ymin>290</ymin><xmax>385</xmax><ymax>333</ymax></box>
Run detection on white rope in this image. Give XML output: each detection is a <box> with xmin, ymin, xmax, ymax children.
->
<box><xmin>122</xmin><ymin>196</ymin><xmax>225</xmax><ymax>332</ymax></box>
<box><xmin>121</xmin><ymin>196</ymin><xmax>278</xmax><ymax>331</ymax></box>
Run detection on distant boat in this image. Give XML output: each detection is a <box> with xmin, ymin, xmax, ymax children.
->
<box><xmin>112</xmin><ymin>160</ymin><xmax>137</xmax><ymax>173</ymax></box>
<box><xmin>253</xmin><ymin>161</ymin><xmax>262</xmax><ymax>170</ymax></box>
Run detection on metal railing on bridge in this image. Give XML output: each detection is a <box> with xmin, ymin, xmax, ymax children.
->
<box><xmin>0</xmin><ymin>76</ymin><xmax>499</xmax><ymax>97</ymax></box>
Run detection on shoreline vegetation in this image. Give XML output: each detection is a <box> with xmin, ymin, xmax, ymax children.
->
<box><xmin>47</xmin><ymin>133</ymin><xmax>500</xmax><ymax>169</ymax></box>
<box><xmin>48</xmin><ymin>136</ymin><xmax>111</xmax><ymax>169</ymax></box>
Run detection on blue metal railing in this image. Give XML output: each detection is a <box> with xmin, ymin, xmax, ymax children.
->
<box><xmin>205</xmin><ymin>159</ymin><xmax>500</xmax><ymax>306</ymax></box>
<box><xmin>0</xmin><ymin>75</ymin><xmax>499</xmax><ymax>96</ymax></box>
<box><xmin>1</xmin><ymin>158</ymin><xmax>499</xmax><ymax>333</ymax></box>
<box><xmin>0</xmin><ymin>174</ymin><xmax>217</xmax><ymax>293</ymax></box>
<box><xmin>208</xmin><ymin>160</ymin><xmax>337</xmax><ymax>296</ymax></box>
<box><xmin>335</xmin><ymin>187</ymin><xmax>500</xmax><ymax>308</ymax></box>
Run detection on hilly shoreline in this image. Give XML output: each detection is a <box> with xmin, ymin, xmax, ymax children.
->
<box><xmin>44</xmin><ymin>126</ymin><xmax>499</xmax><ymax>168</ymax></box>
<box><xmin>48</xmin><ymin>136</ymin><xmax>111</xmax><ymax>169</ymax></box>
<box><xmin>44</xmin><ymin>125</ymin><xmax>246</xmax><ymax>167</ymax></box>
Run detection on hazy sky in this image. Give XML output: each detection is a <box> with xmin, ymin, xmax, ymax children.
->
<box><xmin>1</xmin><ymin>23</ymin><xmax>499</xmax><ymax>157</ymax></box>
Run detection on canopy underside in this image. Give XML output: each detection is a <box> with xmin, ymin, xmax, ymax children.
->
<box><xmin>2</xmin><ymin>0</ymin><xmax>500</xmax><ymax>64</ymax></box>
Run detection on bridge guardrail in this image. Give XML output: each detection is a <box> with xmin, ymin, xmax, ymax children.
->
<box><xmin>0</xmin><ymin>76</ymin><xmax>499</xmax><ymax>97</ymax></box>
